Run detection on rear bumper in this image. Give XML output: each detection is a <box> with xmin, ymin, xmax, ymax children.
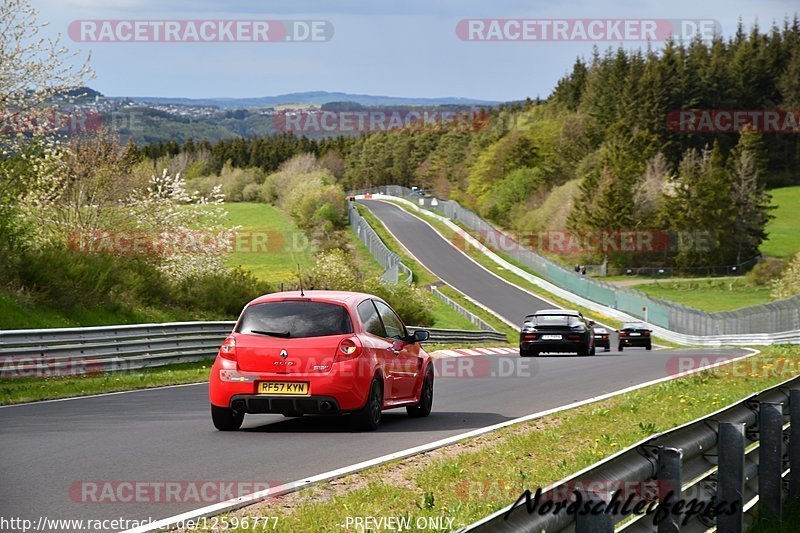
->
<box><xmin>209</xmin><ymin>356</ymin><xmax>373</xmax><ymax>411</ymax></box>
<box><xmin>594</xmin><ymin>338</ymin><xmax>610</xmax><ymax>348</ymax></box>
<box><xmin>520</xmin><ymin>339</ymin><xmax>588</xmax><ymax>353</ymax></box>
<box><xmin>230</xmin><ymin>394</ymin><xmax>343</xmax><ymax>415</ymax></box>
<box><xmin>619</xmin><ymin>337</ymin><xmax>651</xmax><ymax>347</ymax></box>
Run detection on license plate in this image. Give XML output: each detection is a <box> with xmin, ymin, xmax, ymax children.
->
<box><xmin>629</xmin><ymin>332</ymin><xmax>641</xmax><ymax>336</ymax></box>
<box><xmin>542</xmin><ymin>334</ymin><xmax>562</xmax><ymax>340</ymax></box>
<box><xmin>257</xmin><ymin>382</ymin><xmax>309</xmax><ymax>395</ymax></box>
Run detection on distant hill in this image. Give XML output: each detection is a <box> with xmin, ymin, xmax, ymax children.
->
<box><xmin>115</xmin><ymin>91</ymin><xmax>501</xmax><ymax>108</ymax></box>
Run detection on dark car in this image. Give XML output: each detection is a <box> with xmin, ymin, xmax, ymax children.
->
<box><xmin>617</xmin><ymin>322</ymin><xmax>652</xmax><ymax>351</ymax></box>
<box><xmin>519</xmin><ymin>309</ymin><xmax>595</xmax><ymax>357</ymax></box>
<box><xmin>593</xmin><ymin>327</ymin><xmax>611</xmax><ymax>351</ymax></box>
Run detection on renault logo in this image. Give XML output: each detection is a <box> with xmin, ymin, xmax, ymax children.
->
<box><xmin>279</xmin><ymin>349</ymin><xmax>288</xmax><ymax>359</ymax></box>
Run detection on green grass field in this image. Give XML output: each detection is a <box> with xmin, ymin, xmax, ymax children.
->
<box><xmin>635</xmin><ymin>279</ymin><xmax>771</xmax><ymax>312</ymax></box>
<box><xmin>217</xmin><ymin>203</ymin><xmax>316</xmax><ymax>284</ymax></box>
<box><xmin>762</xmin><ymin>185</ymin><xmax>800</xmax><ymax>258</ymax></box>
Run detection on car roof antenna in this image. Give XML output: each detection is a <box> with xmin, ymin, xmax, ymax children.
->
<box><xmin>296</xmin><ymin>263</ymin><xmax>305</xmax><ymax>297</ymax></box>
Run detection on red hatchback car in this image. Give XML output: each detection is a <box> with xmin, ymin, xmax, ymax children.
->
<box><xmin>209</xmin><ymin>290</ymin><xmax>434</xmax><ymax>431</ymax></box>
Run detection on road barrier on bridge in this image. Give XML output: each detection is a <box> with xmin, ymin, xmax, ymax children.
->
<box><xmin>464</xmin><ymin>374</ymin><xmax>800</xmax><ymax>532</ymax></box>
<box><xmin>351</xmin><ymin>186</ymin><xmax>800</xmax><ymax>344</ymax></box>
<box><xmin>0</xmin><ymin>322</ymin><xmax>507</xmax><ymax>378</ymax></box>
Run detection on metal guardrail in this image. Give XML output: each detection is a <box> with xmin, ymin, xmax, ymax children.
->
<box><xmin>351</xmin><ymin>186</ymin><xmax>800</xmax><ymax>341</ymax></box>
<box><xmin>464</xmin><ymin>374</ymin><xmax>800</xmax><ymax>532</ymax></box>
<box><xmin>0</xmin><ymin>322</ymin><xmax>507</xmax><ymax>378</ymax></box>
<box><xmin>348</xmin><ymin>202</ymin><xmax>412</xmax><ymax>284</ymax></box>
<box><xmin>408</xmin><ymin>326</ymin><xmax>507</xmax><ymax>344</ymax></box>
<box><xmin>0</xmin><ymin>321</ymin><xmax>236</xmax><ymax>377</ymax></box>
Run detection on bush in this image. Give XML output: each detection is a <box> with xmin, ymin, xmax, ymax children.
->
<box><xmin>771</xmin><ymin>253</ymin><xmax>800</xmax><ymax>300</ymax></box>
<box><xmin>308</xmin><ymin>249</ymin><xmax>434</xmax><ymax>326</ymax></box>
<box><xmin>187</xmin><ymin>164</ymin><xmax>265</xmax><ymax>202</ymax></box>
<box><xmin>174</xmin><ymin>268</ymin><xmax>272</xmax><ymax>316</ymax></box>
<box><xmin>11</xmin><ymin>246</ymin><xmax>170</xmax><ymax>312</ymax></box>
<box><xmin>363</xmin><ymin>278</ymin><xmax>435</xmax><ymax>327</ymax></box>
<box><xmin>747</xmin><ymin>257</ymin><xmax>787</xmax><ymax>286</ymax></box>
<box><xmin>309</xmin><ymin>249</ymin><xmax>360</xmax><ymax>291</ymax></box>
<box><xmin>4</xmin><ymin>245</ymin><xmax>272</xmax><ymax>319</ymax></box>
<box><xmin>241</xmin><ymin>183</ymin><xmax>262</xmax><ymax>202</ymax></box>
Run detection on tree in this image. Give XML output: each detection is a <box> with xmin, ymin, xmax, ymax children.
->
<box><xmin>0</xmin><ymin>0</ymin><xmax>92</xmax><ymax>251</ymax></box>
<box><xmin>661</xmin><ymin>143</ymin><xmax>736</xmax><ymax>266</ymax></box>
<box><xmin>727</xmin><ymin>128</ymin><xmax>773</xmax><ymax>263</ymax></box>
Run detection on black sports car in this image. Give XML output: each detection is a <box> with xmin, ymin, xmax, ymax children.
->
<box><xmin>593</xmin><ymin>327</ymin><xmax>611</xmax><ymax>351</ymax></box>
<box><xmin>617</xmin><ymin>322</ymin><xmax>653</xmax><ymax>351</ymax></box>
<box><xmin>519</xmin><ymin>309</ymin><xmax>595</xmax><ymax>357</ymax></box>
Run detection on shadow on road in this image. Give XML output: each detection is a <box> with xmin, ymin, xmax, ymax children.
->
<box><xmin>241</xmin><ymin>410</ymin><xmax>517</xmax><ymax>434</ymax></box>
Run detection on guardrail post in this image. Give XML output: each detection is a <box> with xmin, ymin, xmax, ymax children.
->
<box><xmin>717</xmin><ymin>422</ymin><xmax>745</xmax><ymax>533</ymax></box>
<box><xmin>759</xmin><ymin>401</ymin><xmax>784</xmax><ymax>522</ymax></box>
<box><xmin>657</xmin><ymin>447</ymin><xmax>682</xmax><ymax>533</ymax></box>
<box><xmin>790</xmin><ymin>390</ymin><xmax>800</xmax><ymax>502</ymax></box>
<box><xmin>576</xmin><ymin>491</ymin><xmax>613</xmax><ymax>533</ymax></box>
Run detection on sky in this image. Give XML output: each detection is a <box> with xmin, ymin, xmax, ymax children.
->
<box><xmin>32</xmin><ymin>0</ymin><xmax>800</xmax><ymax>102</ymax></box>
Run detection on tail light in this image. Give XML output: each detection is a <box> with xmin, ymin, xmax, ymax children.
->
<box><xmin>523</xmin><ymin>334</ymin><xmax>538</xmax><ymax>339</ymax></box>
<box><xmin>567</xmin><ymin>334</ymin><xmax>582</xmax><ymax>340</ymax></box>
<box><xmin>219</xmin><ymin>336</ymin><xmax>236</xmax><ymax>361</ymax></box>
<box><xmin>619</xmin><ymin>332</ymin><xmax>627</xmax><ymax>337</ymax></box>
<box><xmin>335</xmin><ymin>337</ymin><xmax>363</xmax><ymax>363</ymax></box>
<box><xmin>601</xmin><ymin>335</ymin><xmax>608</xmax><ymax>339</ymax></box>
<box><xmin>643</xmin><ymin>331</ymin><xmax>650</xmax><ymax>337</ymax></box>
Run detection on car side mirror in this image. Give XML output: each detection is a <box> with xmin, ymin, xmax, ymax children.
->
<box><xmin>411</xmin><ymin>330</ymin><xmax>430</xmax><ymax>343</ymax></box>
<box><xmin>587</xmin><ymin>320</ymin><xmax>595</xmax><ymax>326</ymax></box>
<box><xmin>614</xmin><ymin>329</ymin><xmax>619</xmax><ymax>333</ymax></box>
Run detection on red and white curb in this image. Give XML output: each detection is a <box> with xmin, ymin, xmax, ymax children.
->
<box><xmin>430</xmin><ymin>346</ymin><xmax>517</xmax><ymax>358</ymax></box>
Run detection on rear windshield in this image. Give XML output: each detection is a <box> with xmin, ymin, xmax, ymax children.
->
<box><xmin>622</xmin><ymin>322</ymin><xmax>647</xmax><ymax>330</ymax></box>
<box><xmin>236</xmin><ymin>301</ymin><xmax>353</xmax><ymax>338</ymax></box>
<box><xmin>526</xmin><ymin>315</ymin><xmax>580</xmax><ymax>326</ymax></box>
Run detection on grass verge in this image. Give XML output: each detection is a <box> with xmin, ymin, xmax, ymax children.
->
<box><xmin>215</xmin><ymin>346</ymin><xmax>798</xmax><ymax>532</ymax></box>
<box><xmin>0</xmin><ymin>360</ymin><xmax>212</xmax><ymax>406</ymax></box>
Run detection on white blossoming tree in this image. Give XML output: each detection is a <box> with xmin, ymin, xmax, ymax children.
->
<box><xmin>126</xmin><ymin>169</ymin><xmax>235</xmax><ymax>281</ymax></box>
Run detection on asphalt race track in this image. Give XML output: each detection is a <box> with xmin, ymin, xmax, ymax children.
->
<box><xmin>0</xmin><ymin>199</ymin><xmax>749</xmax><ymax>530</ymax></box>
